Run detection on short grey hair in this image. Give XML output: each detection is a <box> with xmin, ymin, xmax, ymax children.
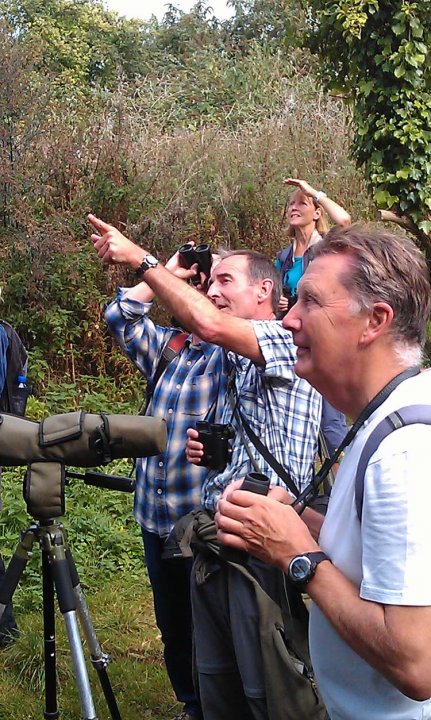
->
<box><xmin>312</xmin><ymin>224</ymin><xmax>431</xmax><ymax>350</ymax></box>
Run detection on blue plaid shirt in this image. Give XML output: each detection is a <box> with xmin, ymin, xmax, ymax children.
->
<box><xmin>105</xmin><ymin>290</ymin><xmax>228</xmax><ymax>537</ymax></box>
<box><xmin>202</xmin><ymin>320</ymin><xmax>322</xmax><ymax>513</ymax></box>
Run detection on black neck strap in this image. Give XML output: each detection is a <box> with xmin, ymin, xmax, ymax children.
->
<box><xmin>292</xmin><ymin>365</ymin><xmax>421</xmax><ymax>511</ymax></box>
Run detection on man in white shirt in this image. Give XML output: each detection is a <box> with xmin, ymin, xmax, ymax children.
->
<box><xmin>216</xmin><ymin>224</ymin><xmax>431</xmax><ymax>720</ymax></box>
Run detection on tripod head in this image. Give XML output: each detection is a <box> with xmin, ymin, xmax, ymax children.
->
<box><xmin>0</xmin><ymin>410</ymin><xmax>167</xmax><ymax>519</ymax></box>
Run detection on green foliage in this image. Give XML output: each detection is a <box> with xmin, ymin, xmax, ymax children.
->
<box><xmin>0</xmin><ymin>0</ymin><xmax>148</xmax><ymax>90</ymax></box>
<box><xmin>306</xmin><ymin>0</ymin><xmax>431</xmax><ymax>256</ymax></box>
<box><xmin>226</xmin><ymin>0</ymin><xmax>305</xmax><ymax>51</ymax></box>
<box><xmin>0</xmin><ymin>0</ymin><xmax>373</xmax><ymax>380</ymax></box>
<box><xmin>0</xmin><ymin>579</ymin><xmax>175</xmax><ymax>719</ymax></box>
<box><xmin>0</xmin><ymin>377</ymin><xmax>176</xmax><ymax>718</ymax></box>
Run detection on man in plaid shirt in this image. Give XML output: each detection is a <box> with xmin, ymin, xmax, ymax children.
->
<box><xmin>89</xmin><ymin>214</ymin><xmax>321</xmax><ymax>720</ymax></box>
<box><xmin>104</xmin><ymin>251</ymin><xmax>227</xmax><ymax>720</ymax></box>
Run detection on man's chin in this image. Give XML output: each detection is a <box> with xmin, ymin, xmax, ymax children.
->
<box><xmin>294</xmin><ymin>351</ymin><xmax>312</xmax><ymax>380</ymax></box>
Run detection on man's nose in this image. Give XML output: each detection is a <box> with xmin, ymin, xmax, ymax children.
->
<box><xmin>206</xmin><ymin>283</ymin><xmax>218</xmax><ymax>300</ymax></box>
<box><xmin>283</xmin><ymin>305</ymin><xmax>301</xmax><ymax>331</ymax></box>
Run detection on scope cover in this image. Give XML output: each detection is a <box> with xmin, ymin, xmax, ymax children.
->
<box><xmin>0</xmin><ymin>411</ymin><xmax>167</xmax><ymax>467</ymax></box>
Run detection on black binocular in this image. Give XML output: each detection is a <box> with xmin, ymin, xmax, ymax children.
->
<box><xmin>196</xmin><ymin>421</ymin><xmax>234</xmax><ymax>471</ymax></box>
<box><xmin>178</xmin><ymin>243</ymin><xmax>212</xmax><ymax>286</ymax></box>
<box><xmin>218</xmin><ymin>471</ymin><xmax>270</xmax><ymax>564</ymax></box>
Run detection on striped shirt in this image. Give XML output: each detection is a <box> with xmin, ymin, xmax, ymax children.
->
<box><xmin>105</xmin><ymin>290</ymin><xmax>228</xmax><ymax>537</ymax></box>
<box><xmin>202</xmin><ymin>320</ymin><xmax>322</xmax><ymax>513</ymax></box>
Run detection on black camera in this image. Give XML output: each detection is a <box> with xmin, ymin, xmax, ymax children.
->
<box><xmin>196</xmin><ymin>421</ymin><xmax>234</xmax><ymax>471</ymax></box>
<box><xmin>179</xmin><ymin>243</ymin><xmax>212</xmax><ymax>287</ymax></box>
<box><xmin>278</xmin><ymin>288</ymin><xmax>297</xmax><ymax>319</ymax></box>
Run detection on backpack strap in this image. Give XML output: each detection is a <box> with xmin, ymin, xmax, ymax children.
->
<box><xmin>355</xmin><ymin>405</ymin><xmax>431</xmax><ymax>522</ymax></box>
<box><xmin>140</xmin><ymin>332</ymin><xmax>189</xmax><ymax>415</ymax></box>
<box><xmin>279</xmin><ymin>246</ymin><xmax>294</xmax><ymax>283</ymax></box>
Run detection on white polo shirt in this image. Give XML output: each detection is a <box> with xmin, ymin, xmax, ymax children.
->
<box><xmin>310</xmin><ymin>370</ymin><xmax>431</xmax><ymax>720</ymax></box>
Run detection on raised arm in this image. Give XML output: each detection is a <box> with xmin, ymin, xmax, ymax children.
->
<box><xmin>88</xmin><ymin>214</ymin><xmax>264</xmax><ymax>363</ymax></box>
<box><xmin>283</xmin><ymin>178</ymin><xmax>351</xmax><ymax>227</ymax></box>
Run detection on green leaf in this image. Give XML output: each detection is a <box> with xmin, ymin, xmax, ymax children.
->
<box><xmin>395</xmin><ymin>167</ymin><xmax>411</xmax><ymax>179</ymax></box>
<box><xmin>392</xmin><ymin>23</ymin><xmax>404</xmax><ymax>36</ymax></box>
<box><xmin>374</xmin><ymin>190</ymin><xmax>399</xmax><ymax>208</ymax></box>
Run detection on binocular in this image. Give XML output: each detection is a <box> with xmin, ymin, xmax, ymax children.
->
<box><xmin>219</xmin><ymin>472</ymin><xmax>270</xmax><ymax>564</ymax></box>
<box><xmin>178</xmin><ymin>243</ymin><xmax>212</xmax><ymax>286</ymax></box>
<box><xmin>196</xmin><ymin>421</ymin><xmax>234</xmax><ymax>471</ymax></box>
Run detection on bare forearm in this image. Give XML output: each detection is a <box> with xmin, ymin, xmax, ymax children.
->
<box><xmin>142</xmin><ymin>265</ymin><xmax>220</xmax><ymax>339</ymax></box>
<box><xmin>318</xmin><ymin>194</ymin><xmax>351</xmax><ymax>227</ymax></box>
<box><xmin>300</xmin><ymin>505</ymin><xmax>324</xmax><ymax>540</ymax></box>
<box><xmin>88</xmin><ymin>214</ymin><xmax>263</xmax><ymax>362</ymax></box>
<box><xmin>142</xmin><ymin>266</ymin><xmax>264</xmax><ymax>362</ymax></box>
<box><xmin>305</xmin><ymin>564</ymin><xmax>431</xmax><ymax>699</ymax></box>
<box><xmin>216</xmin><ymin>487</ymin><xmax>431</xmax><ymax>701</ymax></box>
<box><xmin>122</xmin><ymin>280</ymin><xmax>155</xmax><ymax>303</ymax></box>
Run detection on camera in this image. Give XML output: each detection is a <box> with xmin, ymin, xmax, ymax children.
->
<box><xmin>195</xmin><ymin>421</ymin><xmax>234</xmax><ymax>471</ymax></box>
<box><xmin>278</xmin><ymin>288</ymin><xmax>297</xmax><ymax>319</ymax></box>
<box><xmin>179</xmin><ymin>243</ymin><xmax>212</xmax><ymax>287</ymax></box>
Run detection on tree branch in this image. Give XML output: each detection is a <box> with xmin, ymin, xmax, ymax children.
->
<box><xmin>375</xmin><ymin>209</ymin><xmax>417</xmax><ymax>233</ymax></box>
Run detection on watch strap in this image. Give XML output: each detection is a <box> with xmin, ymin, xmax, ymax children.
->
<box><xmin>303</xmin><ymin>551</ymin><xmax>329</xmax><ymax>565</ymax></box>
<box><xmin>135</xmin><ymin>254</ymin><xmax>158</xmax><ymax>278</ymax></box>
<box><xmin>314</xmin><ymin>190</ymin><xmax>327</xmax><ymax>204</ymax></box>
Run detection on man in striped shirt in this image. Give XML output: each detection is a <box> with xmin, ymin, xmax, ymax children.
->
<box><xmin>104</xmin><ymin>251</ymin><xmax>226</xmax><ymax>720</ymax></box>
<box><xmin>89</xmin><ymin>214</ymin><xmax>322</xmax><ymax>719</ymax></box>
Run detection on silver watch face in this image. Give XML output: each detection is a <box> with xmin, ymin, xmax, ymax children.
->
<box><xmin>289</xmin><ymin>556</ymin><xmax>313</xmax><ymax>583</ymax></box>
<box><xmin>144</xmin><ymin>254</ymin><xmax>158</xmax><ymax>268</ymax></box>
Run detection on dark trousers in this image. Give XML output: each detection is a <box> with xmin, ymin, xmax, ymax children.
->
<box><xmin>191</xmin><ymin>555</ymin><xmax>278</xmax><ymax>720</ymax></box>
<box><xmin>141</xmin><ymin>528</ymin><xmax>202</xmax><ymax>719</ymax></box>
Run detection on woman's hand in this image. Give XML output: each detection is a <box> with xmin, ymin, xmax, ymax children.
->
<box><xmin>278</xmin><ymin>295</ymin><xmax>289</xmax><ymax>314</ymax></box>
<box><xmin>283</xmin><ymin>178</ymin><xmax>316</xmax><ymax>197</ymax></box>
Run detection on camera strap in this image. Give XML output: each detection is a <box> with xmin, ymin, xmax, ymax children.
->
<box><xmin>292</xmin><ymin>364</ymin><xmax>421</xmax><ymax>512</ymax></box>
<box><xmin>139</xmin><ymin>332</ymin><xmax>189</xmax><ymax>415</ymax></box>
<box><xmin>227</xmin><ymin>363</ymin><xmax>300</xmax><ymax>496</ymax></box>
<box><xmin>233</xmin><ymin>402</ymin><xmax>300</xmax><ymax>497</ymax></box>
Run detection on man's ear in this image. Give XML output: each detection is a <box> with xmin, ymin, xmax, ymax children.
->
<box><xmin>360</xmin><ymin>302</ymin><xmax>394</xmax><ymax>346</ymax></box>
<box><xmin>257</xmin><ymin>278</ymin><xmax>273</xmax><ymax>303</ymax></box>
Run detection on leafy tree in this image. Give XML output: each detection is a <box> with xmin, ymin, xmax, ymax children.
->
<box><xmin>306</xmin><ymin>0</ymin><xmax>431</xmax><ymax>262</ymax></box>
<box><xmin>0</xmin><ymin>21</ymin><xmax>53</xmax><ymax>227</ymax></box>
<box><xmin>0</xmin><ymin>0</ymin><xmax>148</xmax><ymax>89</ymax></box>
<box><xmin>225</xmin><ymin>0</ymin><xmax>305</xmax><ymax>52</ymax></box>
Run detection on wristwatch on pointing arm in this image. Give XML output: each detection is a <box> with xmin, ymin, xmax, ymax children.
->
<box><xmin>135</xmin><ymin>253</ymin><xmax>159</xmax><ymax>278</ymax></box>
<box><xmin>288</xmin><ymin>551</ymin><xmax>331</xmax><ymax>588</ymax></box>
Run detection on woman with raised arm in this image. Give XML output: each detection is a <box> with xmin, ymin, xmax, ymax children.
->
<box><xmin>276</xmin><ymin>177</ymin><xmax>351</xmax><ymax>318</ymax></box>
<box><xmin>276</xmin><ymin>178</ymin><xmax>352</xmax><ymax>466</ymax></box>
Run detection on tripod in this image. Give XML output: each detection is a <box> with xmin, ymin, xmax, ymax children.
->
<box><xmin>0</xmin><ymin>408</ymin><xmax>165</xmax><ymax>719</ymax></box>
<box><xmin>0</xmin><ymin>467</ymin><xmax>136</xmax><ymax>720</ymax></box>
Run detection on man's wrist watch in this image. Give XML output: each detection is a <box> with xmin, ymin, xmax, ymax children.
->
<box><xmin>135</xmin><ymin>253</ymin><xmax>159</xmax><ymax>278</ymax></box>
<box><xmin>288</xmin><ymin>551</ymin><xmax>330</xmax><ymax>587</ymax></box>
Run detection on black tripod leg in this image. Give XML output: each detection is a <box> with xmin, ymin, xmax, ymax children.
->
<box><xmin>42</xmin><ymin>550</ymin><xmax>58</xmax><ymax>720</ymax></box>
<box><xmin>46</xmin><ymin>528</ymin><xmax>98</xmax><ymax>720</ymax></box>
<box><xmin>66</xmin><ymin>548</ymin><xmax>122</xmax><ymax>720</ymax></box>
<box><xmin>0</xmin><ymin>527</ymin><xmax>36</xmax><ymax>619</ymax></box>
